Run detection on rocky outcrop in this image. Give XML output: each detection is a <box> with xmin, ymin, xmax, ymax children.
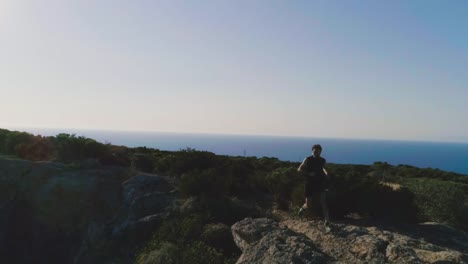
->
<box><xmin>0</xmin><ymin>158</ymin><xmax>127</xmax><ymax>263</ymax></box>
<box><xmin>232</xmin><ymin>215</ymin><xmax>468</xmax><ymax>264</ymax></box>
<box><xmin>74</xmin><ymin>173</ymin><xmax>177</xmax><ymax>264</ymax></box>
<box><xmin>232</xmin><ymin>218</ymin><xmax>327</xmax><ymax>263</ymax></box>
<box><xmin>0</xmin><ymin>157</ymin><xmax>178</xmax><ymax>264</ymax></box>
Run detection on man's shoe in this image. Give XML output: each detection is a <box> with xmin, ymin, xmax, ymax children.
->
<box><xmin>324</xmin><ymin>221</ymin><xmax>331</xmax><ymax>233</ymax></box>
<box><xmin>298</xmin><ymin>207</ymin><xmax>306</xmax><ymax>217</ymax></box>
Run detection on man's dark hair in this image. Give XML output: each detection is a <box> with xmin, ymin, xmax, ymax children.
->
<box><xmin>312</xmin><ymin>144</ymin><xmax>322</xmax><ymax>151</ymax></box>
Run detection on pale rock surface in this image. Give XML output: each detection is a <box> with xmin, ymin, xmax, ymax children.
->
<box><xmin>232</xmin><ymin>214</ymin><xmax>468</xmax><ymax>264</ymax></box>
<box><xmin>232</xmin><ymin>218</ymin><xmax>326</xmax><ymax>264</ymax></box>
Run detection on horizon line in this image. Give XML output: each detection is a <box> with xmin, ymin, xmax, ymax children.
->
<box><xmin>3</xmin><ymin>125</ymin><xmax>468</xmax><ymax>145</ymax></box>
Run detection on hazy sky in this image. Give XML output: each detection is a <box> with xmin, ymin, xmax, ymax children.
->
<box><xmin>1</xmin><ymin>0</ymin><xmax>467</xmax><ymax>142</ymax></box>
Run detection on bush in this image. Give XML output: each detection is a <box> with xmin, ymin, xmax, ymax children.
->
<box><xmin>182</xmin><ymin>241</ymin><xmax>224</xmax><ymax>264</ymax></box>
<box><xmin>201</xmin><ymin>223</ymin><xmax>237</xmax><ymax>255</ymax></box>
<box><xmin>83</xmin><ymin>140</ymin><xmax>110</xmax><ymax>160</ymax></box>
<box><xmin>290</xmin><ymin>183</ymin><xmax>305</xmax><ymax>208</ymax></box>
<box><xmin>136</xmin><ymin>213</ymin><xmax>235</xmax><ymax>264</ymax></box>
<box><xmin>156</xmin><ymin>148</ymin><xmax>219</xmax><ymax>176</ymax></box>
<box><xmin>53</xmin><ymin>133</ymin><xmax>110</xmax><ymax>163</ymax></box>
<box><xmin>136</xmin><ymin>242</ymin><xmax>178</xmax><ymax>264</ymax></box>
<box><xmin>405</xmin><ymin>178</ymin><xmax>467</xmax><ymax>228</ymax></box>
<box><xmin>179</xmin><ymin>169</ymin><xmax>227</xmax><ymax>197</ymax></box>
<box><xmin>0</xmin><ymin>128</ymin><xmax>10</xmax><ymax>153</ymax></box>
<box><xmin>265</xmin><ymin>167</ymin><xmax>301</xmax><ymax>209</ymax></box>
<box><xmin>131</xmin><ymin>153</ymin><xmax>155</xmax><ymax>172</ymax></box>
<box><xmin>327</xmin><ymin>169</ymin><xmax>417</xmax><ymax>221</ymax></box>
<box><xmin>100</xmin><ymin>145</ymin><xmax>131</xmax><ymax>166</ymax></box>
<box><xmin>53</xmin><ymin>134</ymin><xmax>87</xmax><ymax>161</ymax></box>
<box><xmin>3</xmin><ymin>131</ymin><xmax>34</xmax><ymax>155</ymax></box>
<box><xmin>15</xmin><ymin>136</ymin><xmax>55</xmax><ymax>161</ymax></box>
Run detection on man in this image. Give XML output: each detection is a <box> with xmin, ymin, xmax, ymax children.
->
<box><xmin>297</xmin><ymin>144</ymin><xmax>331</xmax><ymax>231</ymax></box>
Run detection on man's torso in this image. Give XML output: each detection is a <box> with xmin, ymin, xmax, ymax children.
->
<box><xmin>304</xmin><ymin>156</ymin><xmax>326</xmax><ymax>180</ymax></box>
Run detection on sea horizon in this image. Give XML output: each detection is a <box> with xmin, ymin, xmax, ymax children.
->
<box><xmin>5</xmin><ymin>127</ymin><xmax>468</xmax><ymax>176</ymax></box>
<box><xmin>8</xmin><ymin>125</ymin><xmax>468</xmax><ymax>144</ymax></box>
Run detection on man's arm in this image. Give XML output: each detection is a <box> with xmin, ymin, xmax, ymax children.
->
<box><xmin>324</xmin><ymin>168</ymin><xmax>331</xmax><ymax>182</ymax></box>
<box><xmin>323</xmin><ymin>167</ymin><xmax>328</xmax><ymax>176</ymax></box>
<box><xmin>297</xmin><ymin>158</ymin><xmax>307</xmax><ymax>172</ymax></box>
<box><xmin>323</xmin><ymin>161</ymin><xmax>329</xmax><ymax>178</ymax></box>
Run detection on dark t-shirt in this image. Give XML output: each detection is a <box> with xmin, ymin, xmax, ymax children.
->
<box><xmin>302</xmin><ymin>156</ymin><xmax>327</xmax><ymax>194</ymax></box>
<box><xmin>303</xmin><ymin>156</ymin><xmax>326</xmax><ymax>179</ymax></box>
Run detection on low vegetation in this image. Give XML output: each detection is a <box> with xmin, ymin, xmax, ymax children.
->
<box><xmin>1</xmin><ymin>128</ymin><xmax>467</xmax><ymax>262</ymax></box>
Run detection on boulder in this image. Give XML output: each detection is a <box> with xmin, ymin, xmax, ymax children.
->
<box><xmin>0</xmin><ymin>158</ymin><xmax>126</xmax><ymax>263</ymax></box>
<box><xmin>281</xmin><ymin>217</ymin><xmax>468</xmax><ymax>264</ymax></box>
<box><xmin>0</xmin><ymin>157</ymin><xmax>176</xmax><ymax>264</ymax></box>
<box><xmin>122</xmin><ymin>173</ymin><xmax>173</xmax><ymax>205</ymax></box>
<box><xmin>74</xmin><ymin>173</ymin><xmax>177</xmax><ymax>264</ymax></box>
<box><xmin>232</xmin><ymin>218</ymin><xmax>327</xmax><ymax>264</ymax></box>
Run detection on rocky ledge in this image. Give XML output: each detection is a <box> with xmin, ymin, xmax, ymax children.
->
<box><xmin>232</xmin><ymin>217</ymin><xmax>468</xmax><ymax>264</ymax></box>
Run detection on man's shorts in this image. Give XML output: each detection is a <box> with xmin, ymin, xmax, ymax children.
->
<box><xmin>304</xmin><ymin>178</ymin><xmax>326</xmax><ymax>197</ymax></box>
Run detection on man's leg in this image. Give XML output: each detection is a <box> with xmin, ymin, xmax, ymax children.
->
<box><xmin>320</xmin><ymin>191</ymin><xmax>329</xmax><ymax>222</ymax></box>
<box><xmin>301</xmin><ymin>196</ymin><xmax>306</xmax><ymax>208</ymax></box>
<box><xmin>298</xmin><ymin>195</ymin><xmax>312</xmax><ymax>216</ymax></box>
<box><xmin>320</xmin><ymin>191</ymin><xmax>331</xmax><ymax>232</ymax></box>
<box><xmin>299</xmin><ymin>182</ymin><xmax>311</xmax><ymax>216</ymax></box>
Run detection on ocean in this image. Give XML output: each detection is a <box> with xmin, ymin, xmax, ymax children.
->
<box><xmin>16</xmin><ymin>128</ymin><xmax>468</xmax><ymax>176</ymax></box>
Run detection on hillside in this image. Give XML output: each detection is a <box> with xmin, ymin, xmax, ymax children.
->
<box><xmin>0</xmin><ymin>128</ymin><xmax>468</xmax><ymax>263</ymax></box>
<box><xmin>0</xmin><ymin>156</ymin><xmax>467</xmax><ymax>263</ymax></box>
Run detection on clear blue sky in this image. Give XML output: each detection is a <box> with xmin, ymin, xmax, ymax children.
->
<box><xmin>1</xmin><ymin>0</ymin><xmax>467</xmax><ymax>142</ymax></box>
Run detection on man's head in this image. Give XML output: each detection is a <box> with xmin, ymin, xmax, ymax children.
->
<box><xmin>312</xmin><ymin>144</ymin><xmax>322</xmax><ymax>157</ymax></box>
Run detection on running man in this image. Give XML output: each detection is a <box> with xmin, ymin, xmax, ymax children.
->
<box><xmin>297</xmin><ymin>144</ymin><xmax>331</xmax><ymax>231</ymax></box>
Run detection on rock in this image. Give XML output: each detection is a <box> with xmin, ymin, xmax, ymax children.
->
<box><xmin>0</xmin><ymin>158</ymin><xmax>127</xmax><ymax>263</ymax></box>
<box><xmin>232</xmin><ymin>218</ymin><xmax>278</xmax><ymax>252</ymax></box>
<box><xmin>0</xmin><ymin>157</ymin><xmax>178</xmax><ymax>264</ymax></box>
<box><xmin>122</xmin><ymin>173</ymin><xmax>173</xmax><ymax>205</ymax></box>
<box><xmin>349</xmin><ymin>235</ymin><xmax>388</xmax><ymax>262</ymax></box>
<box><xmin>128</xmin><ymin>191</ymin><xmax>175</xmax><ymax>220</ymax></box>
<box><xmin>280</xmin><ymin>217</ymin><xmax>468</xmax><ymax>264</ymax></box>
<box><xmin>386</xmin><ymin>244</ymin><xmax>422</xmax><ymax>264</ymax></box>
<box><xmin>232</xmin><ymin>218</ymin><xmax>327</xmax><ymax>264</ymax></box>
<box><xmin>74</xmin><ymin>173</ymin><xmax>177</xmax><ymax>264</ymax></box>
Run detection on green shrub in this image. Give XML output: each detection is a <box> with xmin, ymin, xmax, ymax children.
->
<box><xmin>0</xmin><ymin>128</ymin><xmax>11</xmax><ymax>153</ymax></box>
<box><xmin>53</xmin><ymin>134</ymin><xmax>87</xmax><ymax>161</ymax></box>
<box><xmin>136</xmin><ymin>213</ymin><xmax>236</xmax><ymax>264</ymax></box>
<box><xmin>4</xmin><ymin>131</ymin><xmax>34</xmax><ymax>155</ymax></box>
<box><xmin>201</xmin><ymin>223</ymin><xmax>238</xmax><ymax>255</ymax></box>
<box><xmin>15</xmin><ymin>136</ymin><xmax>55</xmax><ymax>161</ymax></box>
<box><xmin>136</xmin><ymin>242</ymin><xmax>178</xmax><ymax>264</ymax></box>
<box><xmin>158</xmin><ymin>148</ymin><xmax>219</xmax><ymax>176</ymax></box>
<box><xmin>83</xmin><ymin>139</ymin><xmax>110</xmax><ymax>160</ymax></box>
<box><xmin>100</xmin><ymin>145</ymin><xmax>131</xmax><ymax>166</ymax></box>
<box><xmin>143</xmin><ymin>213</ymin><xmax>208</xmax><ymax>249</ymax></box>
<box><xmin>290</xmin><ymin>183</ymin><xmax>305</xmax><ymax>208</ymax></box>
<box><xmin>405</xmin><ymin>178</ymin><xmax>467</xmax><ymax>228</ymax></box>
<box><xmin>182</xmin><ymin>241</ymin><xmax>224</xmax><ymax>264</ymax></box>
<box><xmin>136</xmin><ymin>243</ymin><xmax>180</xmax><ymax>264</ymax></box>
<box><xmin>131</xmin><ymin>153</ymin><xmax>155</xmax><ymax>172</ymax></box>
<box><xmin>265</xmin><ymin>167</ymin><xmax>299</xmax><ymax>209</ymax></box>
<box><xmin>52</xmin><ymin>133</ymin><xmax>111</xmax><ymax>163</ymax></box>
<box><xmin>327</xmin><ymin>169</ymin><xmax>417</xmax><ymax>221</ymax></box>
<box><xmin>179</xmin><ymin>169</ymin><xmax>227</xmax><ymax>197</ymax></box>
